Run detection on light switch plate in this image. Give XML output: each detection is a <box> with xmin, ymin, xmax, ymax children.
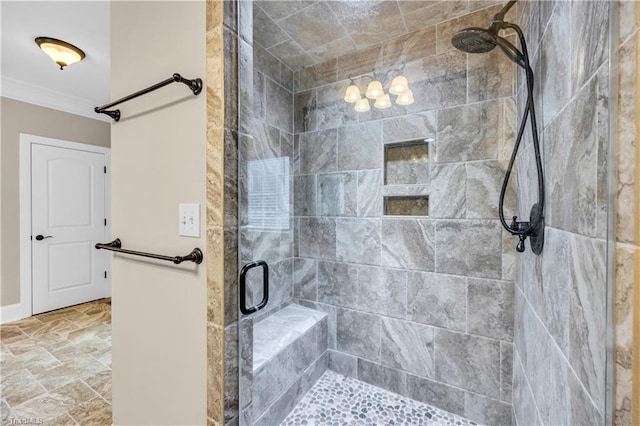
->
<box><xmin>179</xmin><ymin>203</ymin><xmax>200</xmax><ymax>237</ymax></box>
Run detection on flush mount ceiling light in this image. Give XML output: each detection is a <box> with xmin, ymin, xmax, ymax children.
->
<box><xmin>35</xmin><ymin>37</ymin><xmax>86</xmax><ymax>70</ymax></box>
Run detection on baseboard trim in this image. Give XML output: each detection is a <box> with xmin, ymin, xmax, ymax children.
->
<box><xmin>0</xmin><ymin>303</ymin><xmax>26</xmax><ymax>324</ymax></box>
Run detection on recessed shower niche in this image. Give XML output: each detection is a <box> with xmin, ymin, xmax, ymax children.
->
<box><xmin>383</xmin><ymin>140</ymin><xmax>430</xmax><ymax>216</ymax></box>
<box><xmin>384</xmin><ymin>140</ymin><xmax>429</xmax><ymax>185</ymax></box>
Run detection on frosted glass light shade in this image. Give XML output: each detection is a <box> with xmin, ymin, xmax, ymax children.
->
<box><xmin>365</xmin><ymin>80</ymin><xmax>384</xmax><ymax>99</ymax></box>
<box><xmin>344</xmin><ymin>85</ymin><xmax>361</xmax><ymax>103</ymax></box>
<box><xmin>374</xmin><ymin>94</ymin><xmax>392</xmax><ymax>109</ymax></box>
<box><xmin>354</xmin><ymin>98</ymin><xmax>371</xmax><ymax>112</ymax></box>
<box><xmin>396</xmin><ymin>89</ymin><xmax>415</xmax><ymax>106</ymax></box>
<box><xmin>389</xmin><ymin>76</ymin><xmax>409</xmax><ymax>95</ymax></box>
<box><xmin>35</xmin><ymin>37</ymin><xmax>85</xmax><ymax>70</ymax></box>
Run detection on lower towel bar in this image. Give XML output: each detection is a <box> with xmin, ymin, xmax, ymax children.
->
<box><xmin>95</xmin><ymin>238</ymin><xmax>203</xmax><ymax>264</ymax></box>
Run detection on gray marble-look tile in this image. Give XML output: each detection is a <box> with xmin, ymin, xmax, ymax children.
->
<box><xmin>254</xmin><ymin>352</ymin><xmax>327</xmax><ymax>426</ymax></box>
<box><xmin>547</xmin><ymin>339</ymin><xmax>570</xmax><ymax>426</ymax></box>
<box><xmin>595</xmin><ymin>65</ymin><xmax>608</xmax><ymax>240</ymax></box>
<box><xmin>381</xmin><ymin>317</ymin><xmax>434</xmax><ymax>378</ymax></box>
<box><xmin>308</xmin><ymin>36</ymin><xmax>357</xmax><ymax>65</ymax></box>
<box><xmin>225</xmin><ymin>323</ymin><xmax>239</xmax><ymax>422</ymax></box>
<box><xmin>402</xmin><ymin>1</ymin><xmax>469</xmax><ymax>32</ymax></box>
<box><xmin>223</xmin><ymin>224</ymin><xmax>239</xmax><ymax>312</ymax></box>
<box><xmin>569</xmin><ymin>367</ymin><xmax>604</xmax><ymax>426</ymax></box>
<box><xmin>277</xmin><ymin>2</ymin><xmax>347</xmax><ymax>50</ymax></box>
<box><xmin>539</xmin><ymin>0</ymin><xmax>571</xmax><ymax>127</ymax></box>
<box><xmin>336</xmin><ymin>218</ymin><xmax>381</xmax><ymax>265</ymax></box>
<box><xmin>404</xmin><ymin>50</ymin><xmax>467</xmax><ymax>112</ymax></box>
<box><xmin>269</xmin><ymin>259</ymin><xmax>294</xmax><ymax>308</ymax></box>
<box><xmin>298</xmin><ymin>300</ymin><xmax>337</xmax><ymax>350</ymax></box>
<box><xmin>570</xmin><ymin>0</ymin><xmax>608</xmax><ymax>94</ymax></box>
<box><xmin>568</xmin><ymin>233</ymin><xmax>606</xmax><ymax>413</ymax></box>
<box><xmin>382</xmin><ymin>111</ymin><xmax>437</xmax><ymax>144</ymax></box>
<box><xmin>464</xmin><ymin>393</ymin><xmax>513</xmax><ymax>426</ymax></box>
<box><xmin>293</xmin><ymin>174</ymin><xmax>316</xmax><ymax>217</ymax></box>
<box><xmin>538</xmin><ymin>227</ymin><xmax>571</xmax><ymax>352</ymax></box>
<box><xmin>466</xmin><ymin>160</ymin><xmax>514</xmax><ymax>219</ymax></box>
<box><xmin>255</xmin><ymin>0</ymin><xmax>315</xmax><ymax>21</ymax></box>
<box><xmin>294</xmin><ymin>58</ymin><xmax>337</xmax><ymax>92</ymax></box>
<box><xmin>253</xmin><ymin>4</ymin><xmax>289</xmax><ymax>49</ymax></box>
<box><xmin>512</xmin><ymin>351</ymin><xmax>542</xmax><ymax>426</ymax></box>
<box><xmin>265</xmin><ymin>78</ymin><xmax>293</xmax><ymax>133</ymax></box>
<box><xmin>293</xmin><ymin>257</ymin><xmax>317</xmax><ymax>301</ymax></box>
<box><xmin>357</xmin><ymin>266</ymin><xmax>407</xmax><ymax>319</ymax></box>
<box><xmin>467</xmin><ymin>278</ymin><xmax>514</xmax><ymax>341</ymax></box>
<box><xmin>316</xmin><ymin>80</ymin><xmax>360</xmax><ymax>130</ymax></box>
<box><xmin>294</xmin><ymin>89</ymin><xmax>316</xmax><ymax>134</ymax></box>
<box><xmin>429</xmin><ymin>163</ymin><xmax>466</xmax><ymax>219</ymax></box>
<box><xmin>337</xmin><ymin>121</ymin><xmax>383</xmax><ymax>171</ymax></box>
<box><xmin>336</xmin><ymin>44</ymin><xmax>384</xmax><ymax>82</ymax></box>
<box><xmin>407</xmin><ymin>272</ymin><xmax>466</xmax><ymax>332</ymax></box>
<box><xmin>467</xmin><ymin>33</ymin><xmax>515</xmax><ymax>102</ymax></box>
<box><xmin>327</xmin><ymin>350</ymin><xmax>357</xmax><ymax>379</ymax></box>
<box><xmin>357</xmin><ymin>170</ymin><xmax>383</xmax><ymax>217</ymax></box>
<box><xmin>336</xmin><ymin>309</ymin><xmax>381</xmax><ymax>362</ymax></box>
<box><xmin>317</xmin><ymin>172</ymin><xmax>357</xmax><ymax>217</ymax></box>
<box><xmin>382</xmin><ymin>26</ymin><xmax>437</xmax><ymax>68</ymax></box>
<box><xmin>298</xmin><ymin>217</ymin><xmax>336</xmax><ymax>260</ymax></box>
<box><xmin>435</xmin><ymin>220</ymin><xmax>502</xmax><ymax>279</ymax></box>
<box><xmin>384</xmin><ymin>142</ymin><xmax>430</xmax><ymax>185</ymax></box>
<box><xmin>239</xmin><ymin>230</ymin><xmax>283</xmax><ymax>265</ymax></box>
<box><xmin>436</xmin><ymin>99</ymin><xmax>502</xmax><ymax>163</ymax></box>
<box><xmin>255</xmin><ymin>43</ymin><xmax>281</xmax><ymax>86</ymax></box>
<box><xmin>317</xmin><ymin>261</ymin><xmax>358</xmax><ymax>309</ymax></box>
<box><xmin>335</xmin><ymin>1</ymin><xmax>408</xmax><ymax>47</ymax></box>
<box><xmin>544</xmin><ymin>73</ymin><xmax>598</xmax><ymax>237</ymax></box>
<box><xmin>435</xmin><ymin>329</ymin><xmax>501</xmax><ymax>399</ymax></box>
<box><xmin>268</xmin><ymin>39</ymin><xmax>315</xmax><ymax>71</ymax></box>
<box><xmin>381</xmin><ymin>219</ymin><xmax>435</xmax><ymax>271</ymax></box>
<box><xmin>357</xmin><ymin>359</ymin><xmax>407</xmax><ymax>396</ymax></box>
<box><xmin>299</xmin><ymin>129</ymin><xmax>338</xmax><ymax>175</ymax></box>
<box><xmin>405</xmin><ymin>373</ymin><xmax>466</xmax><ymax>417</ymax></box>
<box><xmin>500</xmin><ymin>342</ymin><xmax>513</xmax><ymax>403</ymax></box>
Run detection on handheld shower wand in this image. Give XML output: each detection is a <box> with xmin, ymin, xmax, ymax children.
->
<box><xmin>451</xmin><ymin>0</ymin><xmax>545</xmax><ymax>255</ymax></box>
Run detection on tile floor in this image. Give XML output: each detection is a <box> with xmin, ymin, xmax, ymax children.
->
<box><xmin>281</xmin><ymin>370</ymin><xmax>477</xmax><ymax>426</ymax></box>
<box><xmin>1</xmin><ymin>299</ymin><xmax>111</xmax><ymax>425</ymax></box>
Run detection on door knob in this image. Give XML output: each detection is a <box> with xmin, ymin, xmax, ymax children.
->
<box><xmin>35</xmin><ymin>235</ymin><xmax>53</xmax><ymax>241</ymax></box>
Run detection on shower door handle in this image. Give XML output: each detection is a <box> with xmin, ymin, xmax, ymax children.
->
<box><xmin>239</xmin><ymin>260</ymin><xmax>269</xmax><ymax>315</ymax></box>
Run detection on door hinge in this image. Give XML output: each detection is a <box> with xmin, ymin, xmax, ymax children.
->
<box><xmin>104</xmin><ymin>166</ymin><xmax>107</xmax><ymax>174</ymax></box>
<box><xmin>105</xmin><ymin>271</ymin><xmax>108</xmax><ymax>279</ymax></box>
<box><xmin>104</xmin><ymin>218</ymin><xmax>107</xmax><ymax>226</ymax></box>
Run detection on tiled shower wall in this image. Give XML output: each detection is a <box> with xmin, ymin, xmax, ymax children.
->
<box><xmin>512</xmin><ymin>1</ymin><xmax>610</xmax><ymax>425</ymax></box>
<box><xmin>291</xmin><ymin>5</ymin><xmax>517</xmax><ymax>425</ymax></box>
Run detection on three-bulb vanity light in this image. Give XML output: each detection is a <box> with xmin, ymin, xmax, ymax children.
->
<box><xmin>343</xmin><ymin>76</ymin><xmax>414</xmax><ymax>112</ymax></box>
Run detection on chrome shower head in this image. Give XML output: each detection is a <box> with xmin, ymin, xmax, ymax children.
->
<box><xmin>451</xmin><ymin>27</ymin><xmax>498</xmax><ymax>53</ymax></box>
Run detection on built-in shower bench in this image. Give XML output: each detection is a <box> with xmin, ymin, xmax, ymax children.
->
<box><xmin>252</xmin><ymin>303</ymin><xmax>328</xmax><ymax>424</ymax></box>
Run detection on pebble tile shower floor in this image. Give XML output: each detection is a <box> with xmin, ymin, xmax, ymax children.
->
<box><xmin>281</xmin><ymin>370</ymin><xmax>477</xmax><ymax>426</ymax></box>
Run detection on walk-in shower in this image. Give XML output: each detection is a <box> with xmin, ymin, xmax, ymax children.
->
<box><xmin>452</xmin><ymin>0</ymin><xmax>545</xmax><ymax>254</ymax></box>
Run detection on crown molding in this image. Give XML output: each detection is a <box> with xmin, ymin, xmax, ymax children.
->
<box><xmin>0</xmin><ymin>76</ymin><xmax>110</xmax><ymax>122</ymax></box>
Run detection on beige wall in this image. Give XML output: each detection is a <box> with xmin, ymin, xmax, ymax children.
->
<box><xmin>0</xmin><ymin>97</ymin><xmax>110</xmax><ymax>307</ymax></box>
<box><xmin>110</xmin><ymin>1</ymin><xmax>207</xmax><ymax>424</ymax></box>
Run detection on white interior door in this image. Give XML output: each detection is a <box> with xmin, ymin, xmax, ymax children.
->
<box><xmin>31</xmin><ymin>143</ymin><xmax>108</xmax><ymax>314</ymax></box>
